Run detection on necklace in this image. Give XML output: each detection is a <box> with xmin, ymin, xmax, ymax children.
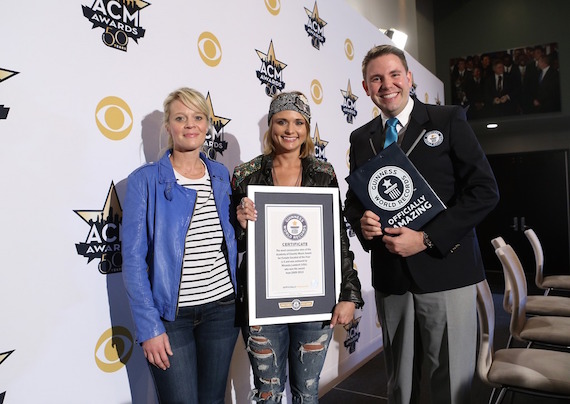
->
<box><xmin>272</xmin><ymin>165</ymin><xmax>302</xmax><ymax>186</ymax></box>
<box><xmin>170</xmin><ymin>156</ymin><xmax>205</xmax><ymax>179</ymax></box>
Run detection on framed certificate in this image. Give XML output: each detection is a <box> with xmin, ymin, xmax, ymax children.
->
<box><xmin>247</xmin><ymin>185</ymin><xmax>342</xmax><ymax>325</ymax></box>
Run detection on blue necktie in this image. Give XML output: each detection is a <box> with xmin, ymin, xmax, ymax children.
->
<box><xmin>383</xmin><ymin>117</ymin><xmax>399</xmax><ymax>149</ymax></box>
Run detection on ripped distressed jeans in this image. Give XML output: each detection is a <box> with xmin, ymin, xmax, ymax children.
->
<box><xmin>243</xmin><ymin>322</ymin><xmax>333</xmax><ymax>403</ymax></box>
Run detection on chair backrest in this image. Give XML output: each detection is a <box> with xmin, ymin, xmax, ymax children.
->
<box><xmin>475</xmin><ymin>280</ymin><xmax>495</xmax><ymax>387</ymax></box>
<box><xmin>491</xmin><ymin>237</ymin><xmax>512</xmax><ymax>313</ymax></box>
<box><xmin>524</xmin><ymin>228</ymin><xmax>545</xmax><ymax>289</ymax></box>
<box><xmin>491</xmin><ymin>236</ymin><xmax>506</xmax><ymax>250</ymax></box>
<box><xmin>495</xmin><ymin>245</ymin><xmax>528</xmax><ymax>340</ymax></box>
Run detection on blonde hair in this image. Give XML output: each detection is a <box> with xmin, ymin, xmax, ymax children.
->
<box><xmin>162</xmin><ymin>87</ymin><xmax>211</xmax><ymax>151</ymax></box>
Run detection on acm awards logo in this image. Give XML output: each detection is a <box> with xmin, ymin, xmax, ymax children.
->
<box><xmin>256</xmin><ymin>40</ymin><xmax>287</xmax><ymax>97</ymax></box>
<box><xmin>340</xmin><ymin>80</ymin><xmax>358</xmax><ymax>124</ymax></box>
<box><xmin>0</xmin><ymin>68</ymin><xmax>19</xmax><ymax>120</ymax></box>
<box><xmin>0</xmin><ymin>350</ymin><xmax>14</xmax><ymax>403</ymax></box>
<box><xmin>344</xmin><ymin>215</ymin><xmax>356</xmax><ymax>238</ymax></box>
<box><xmin>94</xmin><ymin>327</ymin><xmax>134</xmax><ymax>372</ymax></box>
<box><xmin>312</xmin><ymin>124</ymin><xmax>329</xmax><ymax>162</ymax></box>
<box><xmin>204</xmin><ymin>92</ymin><xmax>230</xmax><ymax>159</ymax></box>
<box><xmin>75</xmin><ymin>182</ymin><xmax>123</xmax><ymax>274</ymax></box>
<box><xmin>82</xmin><ymin>0</ymin><xmax>150</xmax><ymax>52</ymax></box>
<box><xmin>195</xmin><ymin>32</ymin><xmax>231</xmax><ymax>159</ymax></box>
<box><xmin>343</xmin><ymin>317</ymin><xmax>361</xmax><ymax>354</ymax></box>
<box><xmin>304</xmin><ymin>2</ymin><xmax>327</xmax><ymax>50</ymax></box>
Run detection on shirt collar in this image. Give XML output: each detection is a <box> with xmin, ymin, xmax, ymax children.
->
<box><xmin>381</xmin><ymin>95</ymin><xmax>414</xmax><ymax>131</ymax></box>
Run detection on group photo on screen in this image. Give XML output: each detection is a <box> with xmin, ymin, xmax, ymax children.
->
<box><xmin>449</xmin><ymin>42</ymin><xmax>560</xmax><ymax>119</ymax></box>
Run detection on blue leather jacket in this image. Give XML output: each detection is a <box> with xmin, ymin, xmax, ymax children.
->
<box><xmin>122</xmin><ymin>151</ymin><xmax>238</xmax><ymax>343</ymax></box>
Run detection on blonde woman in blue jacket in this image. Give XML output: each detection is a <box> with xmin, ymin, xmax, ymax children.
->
<box><xmin>122</xmin><ymin>87</ymin><xmax>239</xmax><ymax>404</ymax></box>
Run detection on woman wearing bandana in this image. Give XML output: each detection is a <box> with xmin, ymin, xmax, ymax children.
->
<box><xmin>232</xmin><ymin>91</ymin><xmax>364</xmax><ymax>403</ymax></box>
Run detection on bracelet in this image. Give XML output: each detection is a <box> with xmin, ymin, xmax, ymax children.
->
<box><xmin>422</xmin><ymin>231</ymin><xmax>434</xmax><ymax>249</ymax></box>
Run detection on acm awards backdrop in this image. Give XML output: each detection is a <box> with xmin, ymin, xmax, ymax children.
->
<box><xmin>0</xmin><ymin>1</ymin><xmax>443</xmax><ymax>403</ymax></box>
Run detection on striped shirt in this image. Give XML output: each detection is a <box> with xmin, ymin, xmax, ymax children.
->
<box><xmin>174</xmin><ymin>165</ymin><xmax>233</xmax><ymax>307</ymax></box>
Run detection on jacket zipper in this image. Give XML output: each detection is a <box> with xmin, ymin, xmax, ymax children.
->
<box><xmin>175</xmin><ymin>190</ymin><xmax>197</xmax><ymax>317</ymax></box>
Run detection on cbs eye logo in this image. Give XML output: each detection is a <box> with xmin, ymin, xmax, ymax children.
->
<box><xmin>264</xmin><ymin>0</ymin><xmax>281</xmax><ymax>15</ymax></box>
<box><xmin>198</xmin><ymin>32</ymin><xmax>222</xmax><ymax>67</ymax></box>
<box><xmin>95</xmin><ymin>96</ymin><xmax>133</xmax><ymax>140</ymax></box>
<box><xmin>94</xmin><ymin>326</ymin><xmax>134</xmax><ymax>373</ymax></box>
<box><xmin>344</xmin><ymin>39</ymin><xmax>354</xmax><ymax>61</ymax></box>
<box><xmin>310</xmin><ymin>79</ymin><xmax>323</xmax><ymax>105</ymax></box>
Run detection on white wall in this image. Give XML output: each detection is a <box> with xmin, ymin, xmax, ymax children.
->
<box><xmin>0</xmin><ymin>1</ymin><xmax>442</xmax><ymax>403</ymax></box>
<box><xmin>345</xmin><ymin>0</ymin><xmax>437</xmax><ymax>74</ymax></box>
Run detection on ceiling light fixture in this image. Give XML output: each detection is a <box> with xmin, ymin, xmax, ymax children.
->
<box><xmin>380</xmin><ymin>28</ymin><xmax>408</xmax><ymax>50</ymax></box>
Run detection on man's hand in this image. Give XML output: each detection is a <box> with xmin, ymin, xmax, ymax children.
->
<box><xmin>360</xmin><ymin>210</ymin><xmax>383</xmax><ymax>240</ymax></box>
<box><xmin>382</xmin><ymin>227</ymin><xmax>427</xmax><ymax>257</ymax></box>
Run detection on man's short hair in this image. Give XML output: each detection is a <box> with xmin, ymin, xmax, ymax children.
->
<box><xmin>361</xmin><ymin>44</ymin><xmax>408</xmax><ymax>80</ymax></box>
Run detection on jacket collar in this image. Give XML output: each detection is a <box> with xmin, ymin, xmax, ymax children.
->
<box><xmin>400</xmin><ymin>97</ymin><xmax>430</xmax><ymax>153</ymax></box>
<box><xmin>259</xmin><ymin>153</ymin><xmax>318</xmax><ymax>186</ymax></box>
<box><xmin>157</xmin><ymin>150</ymin><xmax>210</xmax><ymax>184</ymax></box>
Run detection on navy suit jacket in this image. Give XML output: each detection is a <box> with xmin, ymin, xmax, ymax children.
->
<box><xmin>344</xmin><ymin>98</ymin><xmax>499</xmax><ymax>294</ymax></box>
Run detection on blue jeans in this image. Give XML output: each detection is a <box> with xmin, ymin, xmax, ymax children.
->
<box><xmin>150</xmin><ymin>297</ymin><xmax>239</xmax><ymax>404</ymax></box>
<box><xmin>243</xmin><ymin>322</ymin><xmax>333</xmax><ymax>403</ymax></box>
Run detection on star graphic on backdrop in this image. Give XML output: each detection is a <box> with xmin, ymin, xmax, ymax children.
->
<box><xmin>206</xmin><ymin>92</ymin><xmax>231</xmax><ymax>134</ymax></box>
<box><xmin>341</xmin><ymin>80</ymin><xmax>358</xmax><ymax>103</ymax></box>
<box><xmin>382</xmin><ymin>179</ymin><xmax>393</xmax><ymax>188</ymax></box>
<box><xmin>0</xmin><ymin>350</ymin><xmax>13</xmax><ymax>367</ymax></box>
<box><xmin>1</xmin><ymin>68</ymin><xmax>19</xmax><ymax>119</ymax></box>
<box><xmin>343</xmin><ymin>316</ymin><xmax>361</xmax><ymax>332</ymax></box>
<box><xmin>0</xmin><ymin>350</ymin><xmax>14</xmax><ymax>402</ymax></box>
<box><xmin>75</xmin><ymin>182</ymin><xmax>122</xmax><ymax>226</ymax></box>
<box><xmin>312</xmin><ymin>124</ymin><xmax>329</xmax><ymax>149</ymax></box>
<box><xmin>435</xmin><ymin>93</ymin><xmax>442</xmax><ymax>105</ymax></box>
<box><xmin>129</xmin><ymin>0</ymin><xmax>151</xmax><ymax>10</ymax></box>
<box><xmin>305</xmin><ymin>2</ymin><xmax>327</xmax><ymax>28</ymax></box>
<box><xmin>0</xmin><ymin>68</ymin><xmax>19</xmax><ymax>83</ymax></box>
<box><xmin>343</xmin><ymin>316</ymin><xmax>361</xmax><ymax>353</ymax></box>
<box><xmin>256</xmin><ymin>40</ymin><xmax>287</xmax><ymax>71</ymax></box>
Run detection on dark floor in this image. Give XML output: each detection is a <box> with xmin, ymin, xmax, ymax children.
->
<box><xmin>320</xmin><ymin>286</ymin><xmax>570</xmax><ymax>404</ymax></box>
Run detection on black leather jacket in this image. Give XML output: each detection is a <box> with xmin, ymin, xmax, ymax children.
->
<box><xmin>231</xmin><ymin>154</ymin><xmax>364</xmax><ymax>323</ymax></box>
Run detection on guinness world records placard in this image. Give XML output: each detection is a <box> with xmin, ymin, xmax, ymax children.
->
<box><xmin>247</xmin><ymin>185</ymin><xmax>341</xmax><ymax>325</ymax></box>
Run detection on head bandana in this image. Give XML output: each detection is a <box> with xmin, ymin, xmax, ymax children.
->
<box><xmin>268</xmin><ymin>92</ymin><xmax>311</xmax><ymax>125</ymax></box>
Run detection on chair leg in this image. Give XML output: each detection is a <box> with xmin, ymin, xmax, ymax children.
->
<box><xmin>489</xmin><ymin>387</ymin><xmax>497</xmax><ymax>404</ymax></box>
<box><xmin>494</xmin><ymin>387</ymin><xmax>508</xmax><ymax>404</ymax></box>
<box><xmin>506</xmin><ymin>334</ymin><xmax>513</xmax><ymax>348</ymax></box>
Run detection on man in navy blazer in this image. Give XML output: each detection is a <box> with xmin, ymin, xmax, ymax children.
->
<box><xmin>344</xmin><ymin>45</ymin><xmax>499</xmax><ymax>404</ymax></box>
